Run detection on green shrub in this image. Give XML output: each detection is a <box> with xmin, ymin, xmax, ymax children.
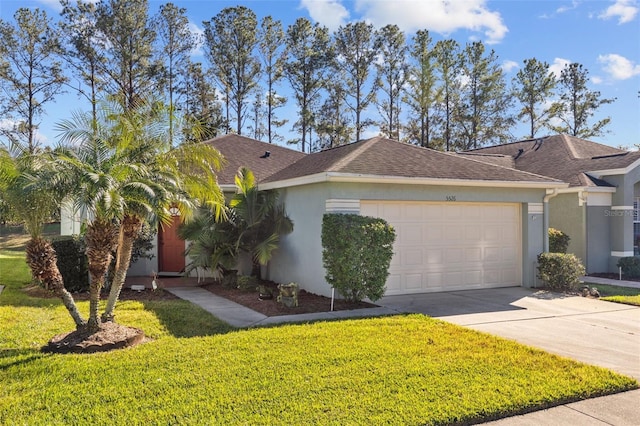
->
<box><xmin>321</xmin><ymin>213</ymin><xmax>396</xmax><ymax>303</ymax></box>
<box><xmin>51</xmin><ymin>236</ymin><xmax>89</xmax><ymax>293</ymax></box>
<box><xmin>537</xmin><ymin>252</ymin><xmax>585</xmax><ymax>291</ymax></box>
<box><xmin>236</xmin><ymin>275</ymin><xmax>259</xmax><ymax>292</ymax></box>
<box><xmin>616</xmin><ymin>257</ymin><xmax>640</xmax><ymax>278</ymax></box>
<box><xmin>549</xmin><ymin>228</ymin><xmax>570</xmax><ymax>253</ymax></box>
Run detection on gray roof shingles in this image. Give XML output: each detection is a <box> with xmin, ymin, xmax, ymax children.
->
<box><xmin>263</xmin><ymin>136</ymin><xmax>562</xmax><ymax>184</ymax></box>
<box><xmin>465</xmin><ymin>134</ymin><xmax>640</xmax><ymax>187</ymax></box>
<box><xmin>204</xmin><ymin>134</ymin><xmax>306</xmax><ymax>185</ymax></box>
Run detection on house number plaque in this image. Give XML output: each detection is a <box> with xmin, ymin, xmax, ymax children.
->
<box><xmin>446</xmin><ymin>195</ymin><xmax>456</xmax><ymax>201</ymax></box>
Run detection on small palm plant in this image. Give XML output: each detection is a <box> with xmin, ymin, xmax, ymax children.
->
<box><xmin>180</xmin><ymin>167</ymin><xmax>292</xmax><ymax>280</ymax></box>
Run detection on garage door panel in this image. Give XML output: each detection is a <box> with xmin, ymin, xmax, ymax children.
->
<box><xmin>502</xmin><ymin>247</ymin><xmax>517</xmax><ymax>262</ymax></box>
<box><xmin>404</xmin><ymin>249</ymin><xmax>423</xmax><ymax>266</ymax></box>
<box><xmin>465</xmin><ymin>271</ymin><xmax>482</xmax><ymax>285</ymax></box>
<box><xmin>425</xmin><ymin>272</ymin><xmax>442</xmax><ymax>288</ymax></box>
<box><xmin>402</xmin><ymin>224</ymin><xmax>422</xmax><ymax>243</ymax></box>
<box><xmin>382</xmin><ymin>203</ymin><xmax>402</xmax><ymax>220</ymax></box>
<box><xmin>425</xmin><ymin>249</ymin><xmax>443</xmax><ymax>264</ymax></box>
<box><xmin>425</xmin><ymin>227</ymin><xmax>443</xmax><ymax>242</ymax></box>
<box><xmin>447</xmin><ymin>247</ymin><xmax>468</xmax><ymax>263</ymax></box>
<box><xmin>405</xmin><ymin>274</ymin><xmax>423</xmax><ymax>290</ymax></box>
<box><xmin>361</xmin><ymin>201</ymin><xmax>521</xmax><ymax>295</ymax></box>
<box><xmin>405</xmin><ymin>204</ymin><xmax>422</xmax><ymax>220</ymax></box>
<box><xmin>465</xmin><ymin>247</ymin><xmax>482</xmax><ymax>262</ymax></box>
<box><xmin>445</xmin><ymin>271</ymin><xmax>464</xmax><ymax>286</ymax></box>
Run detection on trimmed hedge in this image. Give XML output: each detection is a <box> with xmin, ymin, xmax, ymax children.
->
<box><xmin>537</xmin><ymin>252</ymin><xmax>585</xmax><ymax>291</ymax></box>
<box><xmin>549</xmin><ymin>228</ymin><xmax>570</xmax><ymax>253</ymax></box>
<box><xmin>51</xmin><ymin>236</ymin><xmax>89</xmax><ymax>293</ymax></box>
<box><xmin>321</xmin><ymin>213</ymin><xmax>395</xmax><ymax>303</ymax></box>
<box><xmin>617</xmin><ymin>257</ymin><xmax>640</xmax><ymax>278</ymax></box>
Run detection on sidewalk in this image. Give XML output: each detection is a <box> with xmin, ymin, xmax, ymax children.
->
<box><xmin>581</xmin><ymin>275</ymin><xmax>640</xmax><ymax>289</ymax></box>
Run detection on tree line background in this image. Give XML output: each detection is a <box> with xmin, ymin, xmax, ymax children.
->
<box><xmin>0</xmin><ymin>0</ymin><xmax>615</xmax><ymax>154</ymax></box>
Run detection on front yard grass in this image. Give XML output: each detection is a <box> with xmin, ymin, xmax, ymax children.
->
<box><xmin>1</xmin><ymin>250</ymin><xmax>637</xmax><ymax>425</ymax></box>
<box><xmin>591</xmin><ymin>283</ymin><xmax>640</xmax><ymax>306</ymax></box>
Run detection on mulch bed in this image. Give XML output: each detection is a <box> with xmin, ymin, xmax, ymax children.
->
<box><xmin>42</xmin><ymin>322</ymin><xmax>146</xmax><ymax>354</ymax></box>
<box><xmin>201</xmin><ymin>280</ymin><xmax>378</xmax><ymax>317</ymax></box>
<box><xmin>23</xmin><ymin>281</ymin><xmax>378</xmax><ymax>317</ymax></box>
<box><xmin>23</xmin><ymin>285</ymin><xmax>179</xmax><ymax>301</ymax></box>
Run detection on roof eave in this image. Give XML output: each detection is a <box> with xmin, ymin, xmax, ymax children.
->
<box><xmin>258</xmin><ymin>172</ymin><xmax>569</xmax><ymax>190</ymax></box>
<box><xmin>587</xmin><ymin>156</ymin><xmax>640</xmax><ymax>178</ymax></box>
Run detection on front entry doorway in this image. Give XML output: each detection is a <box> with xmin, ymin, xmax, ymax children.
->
<box><xmin>158</xmin><ymin>215</ymin><xmax>185</xmax><ymax>274</ymax></box>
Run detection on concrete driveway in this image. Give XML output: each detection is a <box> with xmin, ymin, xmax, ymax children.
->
<box><xmin>379</xmin><ymin>287</ymin><xmax>640</xmax><ymax>380</ymax></box>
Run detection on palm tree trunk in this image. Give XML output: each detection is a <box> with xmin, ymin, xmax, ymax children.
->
<box><xmin>102</xmin><ymin>215</ymin><xmax>142</xmax><ymax>322</ymax></box>
<box><xmin>25</xmin><ymin>237</ymin><xmax>86</xmax><ymax>329</ymax></box>
<box><xmin>85</xmin><ymin>219</ymin><xmax>119</xmax><ymax>332</ymax></box>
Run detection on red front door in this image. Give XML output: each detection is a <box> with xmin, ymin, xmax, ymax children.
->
<box><xmin>158</xmin><ymin>215</ymin><xmax>185</xmax><ymax>273</ymax></box>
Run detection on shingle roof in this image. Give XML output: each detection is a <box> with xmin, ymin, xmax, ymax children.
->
<box><xmin>204</xmin><ymin>134</ymin><xmax>306</xmax><ymax>185</ymax></box>
<box><xmin>263</xmin><ymin>136</ymin><xmax>563</xmax><ymax>184</ymax></box>
<box><xmin>465</xmin><ymin>134</ymin><xmax>640</xmax><ymax>187</ymax></box>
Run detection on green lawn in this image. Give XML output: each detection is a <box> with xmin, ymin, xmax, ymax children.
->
<box><xmin>594</xmin><ymin>283</ymin><xmax>640</xmax><ymax>306</ymax></box>
<box><xmin>1</xmin><ymin>250</ymin><xmax>637</xmax><ymax>425</ymax></box>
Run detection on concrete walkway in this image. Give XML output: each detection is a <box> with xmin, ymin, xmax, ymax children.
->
<box><xmin>167</xmin><ymin>282</ymin><xmax>640</xmax><ymax>425</ymax></box>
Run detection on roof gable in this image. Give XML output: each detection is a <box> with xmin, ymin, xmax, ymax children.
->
<box><xmin>205</xmin><ymin>134</ymin><xmax>306</xmax><ymax>185</ymax></box>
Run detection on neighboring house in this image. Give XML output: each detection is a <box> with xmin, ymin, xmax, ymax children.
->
<box><xmin>463</xmin><ymin>134</ymin><xmax>640</xmax><ymax>274</ymax></box>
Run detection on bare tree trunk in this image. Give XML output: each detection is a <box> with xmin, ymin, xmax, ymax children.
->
<box><xmin>85</xmin><ymin>219</ymin><xmax>119</xmax><ymax>332</ymax></box>
<box><xmin>25</xmin><ymin>237</ymin><xmax>86</xmax><ymax>329</ymax></box>
<box><xmin>102</xmin><ymin>215</ymin><xmax>142</xmax><ymax>322</ymax></box>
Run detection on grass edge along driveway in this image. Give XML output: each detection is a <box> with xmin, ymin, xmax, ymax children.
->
<box><xmin>0</xmin><ymin>251</ymin><xmax>637</xmax><ymax>425</ymax></box>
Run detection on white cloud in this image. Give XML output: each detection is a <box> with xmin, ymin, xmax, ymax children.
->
<box><xmin>36</xmin><ymin>0</ymin><xmax>98</xmax><ymax>12</ymax></box>
<box><xmin>0</xmin><ymin>119</ymin><xmax>49</xmax><ymax>145</ymax></box>
<box><xmin>189</xmin><ymin>21</ymin><xmax>205</xmax><ymax>57</ymax></box>
<box><xmin>299</xmin><ymin>0</ymin><xmax>350</xmax><ymax>31</ymax></box>
<box><xmin>591</xmin><ymin>76</ymin><xmax>604</xmax><ymax>84</ymax></box>
<box><xmin>598</xmin><ymin>53</ymin><xmax>640</xmax><ymax>79</ymax></box>
<box><xmin>556</xmin><ymin>0</ymin><xmax>580</xmax><ymax>14</ymax></box>
<box><xmin>550</xmin><ymin>57</ymin><xmax>571</xmax><ymax>78</ymax></box>
<box><xmin>599</xmin><ymin>0</ymin><xmax>639</xmax><ymax>24</ymax></box>
<box><xmin>502</xmin><ymin>60</ymin><xmax>519</xmax><ymax>73</ymax></box>
<box><xmin>352</xmin><ymin>0</ymin><xmax>508</xmax><ymax>44</ymax></box>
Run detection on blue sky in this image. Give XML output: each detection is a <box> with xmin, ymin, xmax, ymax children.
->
<box><xmin>1</xmin><ymin>0</ymin><xmax>639</xmax><ymax>149</ymax></box>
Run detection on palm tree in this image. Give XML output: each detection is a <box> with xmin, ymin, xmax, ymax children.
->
<box><xmin>56</xmin><ymin>100</ymin><xmax>225</xmax><ymax>329</ymax></box>
<box><xmin>231</xmin><ymin>168</ymin><xmax>293</xmax><ymax>278</ymax></box>
<box><xmin>0</xmin><ymin>143</ymin><xmax>86</xmax><ymax>328</ymax></box>
<box><xmin>180</xmin><ymin>167</ymin><xmax>292</xmax><ymax>279</ymax></box>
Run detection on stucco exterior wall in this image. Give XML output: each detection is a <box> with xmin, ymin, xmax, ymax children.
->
<box><xmin>524</xmin><ymin>203</ymin><xmax>544</xmax><ymax>287</ymax></box>
<box><xmin>267</xmin><ymin>181</ymin><xmax>548</xmax><ymax>297</ymax></box>
<box><xmin>586</xmin><ymin>205</ymin><xmax>611</xmax><ymax>273</ymax></box>
<box><xmin>267</xmin><ymin>183</ymin><xmax>330</xmax><ymax>296</ymax></box>
<box><xmin>548</xmin><ymin>193</ymin><xmax>586</xmax><ymax>262</ymax></box>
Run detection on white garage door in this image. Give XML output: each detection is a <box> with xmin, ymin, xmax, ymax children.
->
<box><xmin>360</xmin><ymin>201</ymin><xmax>521</xmax><ymax>295</ymax></box>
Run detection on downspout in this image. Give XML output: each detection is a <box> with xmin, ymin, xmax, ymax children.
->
<box><xmin>543</xmin><ymin>189</ymin><xmax>559</xmax><ymax>252</ymax></box>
